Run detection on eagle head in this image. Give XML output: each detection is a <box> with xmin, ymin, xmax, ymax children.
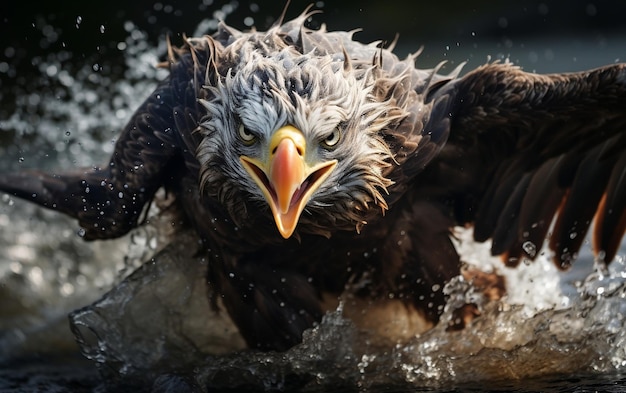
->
<box><xmin>194</xmin><ymin>16</ymin><xmax>432</xmax><ymax>239</ymax></box>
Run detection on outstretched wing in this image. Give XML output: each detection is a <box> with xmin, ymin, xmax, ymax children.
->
<box><xmin>0</xmin><ymin>47</ymin><xmax>206</xmax><ymax>240</ymax></box>
<box><xmin>424</xmin><ymin>62</ymin><xmax>626</xmax><ymax>268</ymax></box>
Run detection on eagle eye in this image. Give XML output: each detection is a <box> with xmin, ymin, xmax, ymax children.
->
<box><xmin>320</xmin><ymin>127</ymin><xmax>342</xmax><ymax>150</ymax></box>
<box><xmin>238</xmin><ymin>123</ymin><xmax>257</xmax><ymax>145</ymax></box>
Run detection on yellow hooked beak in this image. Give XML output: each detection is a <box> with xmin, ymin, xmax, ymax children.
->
<box><xmin>240</xmin><ymin>125</ymin><xmax>337</xmax><ymax>238</ymax></box>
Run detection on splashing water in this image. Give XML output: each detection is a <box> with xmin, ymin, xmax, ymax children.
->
<box><xmin>1</xmin><ymin>4</ymin><xmax>626</xmax><ymax>392</ymax></box>
<box><xmin>64</xmin><ymin>220</ymin><xmax>626</xmax><ymax>390</ymax></box>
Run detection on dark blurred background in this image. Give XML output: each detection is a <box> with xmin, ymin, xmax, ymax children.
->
<box><xmin>2</xmin><ymin>1</ymin><xmax>626</xmax><ymax>43</ymax></box>
<box><xmin>1</xmin><ymin>0</ymin><xmax>625</xmax><ymax>67</ymax></box>
<box><xmin>0</xmin><ymin>0</ymin><xmax>624</xmax><ymax>126</ymax></box>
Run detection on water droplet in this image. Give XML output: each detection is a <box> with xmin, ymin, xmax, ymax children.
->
<box><xmin>18</xmin><ymin>157</ymin><xmax>24</xmax><ymax>163</ymax></box>
<box><xmin>60</xmin><ymin>282</ymin><xmax>75</xmax><ymax>296</ymax></box>
<box><xmin>522</xmin><ymin>241</ymin><xmax>537</xmax><ymax>258</ymax></box>
<box><xmin>45</xmin><ymin>64</ymin><xmax>58</xmax><ymax>77</ymax></box>
<box><xmin>77</xmin><ymin>228</ymin><xmax>86</xmax><ymax>237</ymax></box>
<box><xmin>99</xmin><ymin>25</ymin><xmax>106</xmax><ymax>34</ymax></box>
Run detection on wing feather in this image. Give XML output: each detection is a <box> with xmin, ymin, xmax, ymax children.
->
<box><xmin>489</xmin><ymin>172</ymin><xmax>529</xmax><ymax>258</ymax></box>
<box><xmin>425</xmin><ymin>62</ymin><xmax>626</xmax><ymax>267</ymax></box>
<box><xmin>0</xmin><ymin>55</ymin><xmax>204</xmax><ymax>239</ymax></box>
<box><xmin>502</xmin><ymin>156</ymin><xmax>569</xmax><ymax>266</ymax></box>
<box><xmin>549</xmin><ymin>137</ymin><xmax>619</xmax><ymax>267</ymax></box>
<box><xmin>594</xmin><ymin>151</ymin><xmax>626</xmax><ymax>262</ymax></box>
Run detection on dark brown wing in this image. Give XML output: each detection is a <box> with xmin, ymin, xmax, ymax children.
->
<box><xmin>0</xmin><ymin>44</ymin><xmax>208</xmax><ymax>240</ymax></box>
<box><xmin>424</xmin><ymin>62</ymin><xmax>626</xmax><ymax>268</ymax></box>
<box><xmin>0</xmin><ymin>80</ymin><xmax>181</xmax><ymax>240</ymax></box>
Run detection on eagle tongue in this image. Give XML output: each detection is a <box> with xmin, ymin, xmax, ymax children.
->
<box><xmin>270</xmin><ymin>138</ymin><xmax>306</xmax><ymax>215</ymax></box>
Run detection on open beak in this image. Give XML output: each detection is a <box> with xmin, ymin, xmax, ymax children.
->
<box><xmin>240</xmin><ymin>125</ymin><xmax>337</xmax><ymax>238</ymax></box>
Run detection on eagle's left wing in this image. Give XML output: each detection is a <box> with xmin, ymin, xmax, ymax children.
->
<box><xmin>421</xmin><ymin>62</ymin><xmax>626</xmax><ymax>268</ymax></box>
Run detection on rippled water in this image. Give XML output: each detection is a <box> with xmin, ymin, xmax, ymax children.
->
<box><xmin>1</xmin><ymin>2</ymin><xmax>626</xmax><ymax>392</ymax></box>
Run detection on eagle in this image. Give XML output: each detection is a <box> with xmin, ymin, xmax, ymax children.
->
<box><xmin>1</xmin><ymin>9</ymin><xmax>625</xmax><ymax>352</ymax></box>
